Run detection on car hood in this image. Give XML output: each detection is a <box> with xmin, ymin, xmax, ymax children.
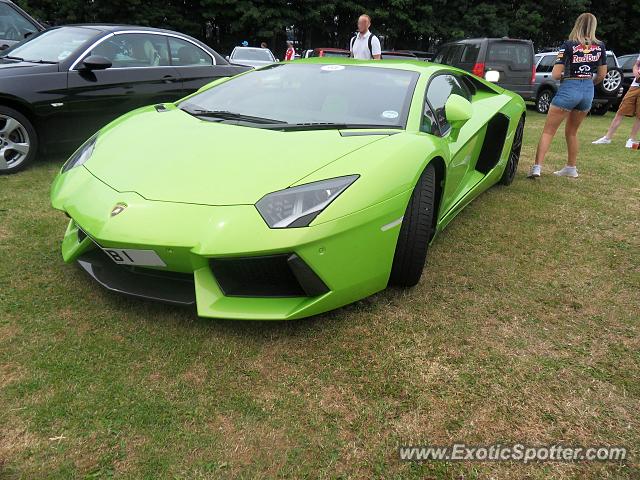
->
<box><xmin>85</xmin><ymin>106</ymin><xmax>387</xmax><ymax>206</ymax></box>
<box><xmin>0</xmin><ymin>59</ymin><xmax>59</xmax><ymax>76</ymax></box>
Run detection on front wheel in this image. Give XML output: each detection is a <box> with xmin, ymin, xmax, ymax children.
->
<box><xmin>499</xmin><ymin>115</ymin><xmax>525</xmax><ymax>186</ymax></box>
<box><xmin>388</xmin><ymin>164</ymin><xmax>437</xmax><ymax>288</ymax></box>
<box><xmin>0</xmin><ymin>106</ymin><xmax>38</xmax><ymax>174</ymax></box>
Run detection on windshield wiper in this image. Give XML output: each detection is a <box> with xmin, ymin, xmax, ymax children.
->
<box><xmin>184</xmin><ymin>109</ymin><xmax>288</xmax><ymax>125</ymax></box>
<box><xmin>25</xmin><ymin>59</ymin><xmax>58</xmax><ymax>64</ymax></box>
<box><xmin>2</xmin><ymin>55</ymin><xmax>24</xmax><ymax>61</ymax></box>
<box><xmin>275</xmin><ymin>122</ymin><xmax>402</xmax><ymax>131</ymax></box>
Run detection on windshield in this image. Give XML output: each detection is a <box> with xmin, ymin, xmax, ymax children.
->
<box><xmin>1</xmin><ymin>27</ymin><xmax>96</xmax><ymax>63</ymax></box>
<box><xmin>232</xmin><ymin>48</ymin><xmax>273</xmax><ymax>61</ymax></box>
<box><xmin>180</xmin><ymin>63</ymin><xmax>418</xmax><ymax>128</ymax></box>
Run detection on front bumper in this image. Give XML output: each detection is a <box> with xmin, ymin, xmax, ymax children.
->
<box><xmin>52</xmin><ymin>167</ymin><xmax>409</xmax><ymax>320</ymax></box>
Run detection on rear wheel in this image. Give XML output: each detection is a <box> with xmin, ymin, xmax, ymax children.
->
<box><xmin>0</xmin><ymin>106</ymin><xmax>38</xmax><ymax>174</ymax></box>
<box><xmin>535</xmin><ymin>89</ymin><xmax>554</xmax><ymax>114</ymax></box>
<box><xmin>388</xmin><ymin>164</ymin><xmax>437</xmax><ymax>287</ymax></box>
<box><xmin>598</xmin><ymin>67</ymin><xmax>622</xmax><ymax>95</ymax></box>
<box><xmin>499</xmin><ymin>115</ymin><xmax>525</xmax><ymax>186</ymax></box>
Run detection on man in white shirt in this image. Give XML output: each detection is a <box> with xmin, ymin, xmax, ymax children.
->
<box><xmin>592</xmin><ymin>54</ymin><xmax>640</xmax><ymax>148</ymax></box>
<box><xmin>349</xmin><ymin>14</ymin><xmax>381</xmax><ymax>60</ymax></box>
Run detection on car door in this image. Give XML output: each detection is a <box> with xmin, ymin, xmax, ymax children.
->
<box><xmin>423</xmin><ymin>73</ymin><xmax>481</xmax><ymax>214</ymax></box>
<box><xmin>167</xmin><ymin>35</ymin><xmax>244</xmax><ymax>95</ymax></box>
<box><xmin>0</xmin><ymin>1</ymin><xmax>40</xmax><ymax>50</ymax></box>
<box><xmin>64</xmin><ymin>32</ymin><xmax>183</xmax><ymax>144</ymax></box>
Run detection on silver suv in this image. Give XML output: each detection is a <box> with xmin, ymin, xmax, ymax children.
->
<box><xmin>529</xmin><ymin>50</ymin><xmax>624</xmax><ymax>115</ymax></box>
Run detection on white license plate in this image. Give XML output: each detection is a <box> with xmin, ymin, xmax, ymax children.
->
<box><xmin>101</xmin><ymin>247</ymin><xmax>166</xmax><ymax>267</ymax></box>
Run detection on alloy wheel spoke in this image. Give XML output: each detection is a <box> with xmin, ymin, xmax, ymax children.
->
<box><xmin>0</xmin><ymin>148</ymin><xmax>8</xmax><ymax>170</ymax></box>
<box><xmin>8</xmin><ymin>142</ymin><xmax>29</xmax><ymax>155</ymax></box>
<box><xmin>0</xmin><ymin>117</ymin><xmax>20</xmax><ymax>136</ymax></box>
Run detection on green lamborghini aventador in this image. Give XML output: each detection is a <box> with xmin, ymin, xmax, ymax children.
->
<box><xmin>50</xmin><ymin>58</ymin><xmax>525</xmax><ymax>320</ymax></box>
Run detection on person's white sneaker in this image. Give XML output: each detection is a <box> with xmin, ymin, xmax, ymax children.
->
<box><xmin>527</xmin><ymin>164</ymin><xmax>541</xmax><ymax>178</ymax></box>
<box><xmin>592</xmin><ymin>136</ymin><xmax>612</xmax><ymax>145</ymax></box>
<box><xmin>553</xmin><ymin>166</ymin><xmax>579</xmax><ymax>178</ymax></box>
<box><xmin>625</xmin><ymin>138</ymin><xmax>637</xmax><ymax>148</ymax></box>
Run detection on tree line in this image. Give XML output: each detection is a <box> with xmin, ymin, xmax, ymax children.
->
<box><xmin>16</xmin><ymin>0</ymin><xmax>640</xmax><ymax>58</ymax></box>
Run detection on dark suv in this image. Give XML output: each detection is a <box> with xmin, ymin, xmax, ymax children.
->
<box><xmin>0</xmin><ymin>0</ymin><xmax>43</xmax><ymax>50</ymax></box>
<box><xmin>434</xmin><ymin>37</ymin><xmax>535</xmax><ymax>99</ymax></box>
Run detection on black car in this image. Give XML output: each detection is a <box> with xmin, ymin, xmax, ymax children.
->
<box><xmin>0</xmin><ymin>25</ymin><xmax>249</xmax><ymax>173</ymax></box>
<box><xmin>618</xmin><ymin>54</ymin><xmax>639</xmax><ymax>92</ymax></box>
<box><xmin>0</xmin><ymin>0</ymin><xmax>44</xmax><ymax>50</ymax></box>
<box><xmin>434</xmin><ymin>37</ymin><xmax>535</xmax><ymax>99</ymax></box>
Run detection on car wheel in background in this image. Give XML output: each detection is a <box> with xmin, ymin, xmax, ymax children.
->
<box><xmin>388</xmin><ymin>163</ymin><xmax>437</xmax><ymax>288</ymax></box>
<box><xmin>590</xmin><ymin>103</ymin><xmax>609</xmax><ymax>116</ymax></box>
<box><xmin>536</xmin><ymin>89</ymin><xmax>554</xmax><ymax>114</ymax></box>
<box><xmin>0</xmin><ymin>106</ymin><xmax>38</xmax><ymax>174</ymax></box>
<box><xmin>598</xmin><ymin>67</ymin><xmax>623</xmax><ymax>95</ymax></box>
<box><xmin>499</xmin><ymin>115</ymin><xmax>525</xmax><ymax>186</ymax></box>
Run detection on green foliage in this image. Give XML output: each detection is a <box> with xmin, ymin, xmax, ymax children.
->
<box><xmin>14</xmin><ymin>0</ymin><xmax>640</xmax><ymax>57</ymax></box>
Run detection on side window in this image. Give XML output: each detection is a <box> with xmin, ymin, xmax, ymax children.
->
<box><xmin>426</xmin><ymin>74</ymin><xmax>467</xmax><ymax>134</ymax></box>
<box><xmin>421</xmin><ymin>101</ymin><xmax>438</xmax><ymax>134</ymax></box>
<box><xmin>536</xmin><ymin>55</ymin><xmax>555</xmax><ymax>73</ymax></box>
<box><xmin>433</xmin><ymin>46</ymin><xmax>449</xmax><ymax>64</ymax></box>
<box><xmin>90</xmin><ymin>33</ymin><xmax>170</xmax><ymax>68</ymax></box>
<box><xmin>168</xmin><ymin>37</ymin><xmax>213</xmax><ymax>66</ymax></box>
<box><xmin>460</xmin><ymin>44</ymin><xmax>480</xmax><ymax>64</ymax></box>
<box><xmin>606</xmin><ymin>55</ymin><xmax>616</xmax><ymax>69</ymax></box>
<box><xmin>443</xmin><ymin>44</ymin><xmax>464</xmax><ymax>65</ymax></box>
<box><xmin>0</xmin><ymin>3</ymin><xmax>37</xmax><ymax>41</ymax></box>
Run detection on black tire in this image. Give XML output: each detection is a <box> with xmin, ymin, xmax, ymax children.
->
<box><xmin>499</xmin><ymin>115</ymin><xmax>525</xmax><ymax>186</ymax></box>
<box><xmin>535</xmin><ymin>89</ymin><xmax>554</xmax><ymax>114</ymax></box>
<box><xmin>597</xmin><ymin>67</ymin><xmax>623</xmax><ymax>95</ymax></box>
<box><xmin>590</xmin><ymin>103</ymin><xmax>609</xmax><ymax>116</ymax></box>
<box><xmin>388</xmin><ymin>164</ymin><xmax>437</xmax><ymax>287</ymax></box>
<box><xmin>0</xmin><ymin>105</ymin><xmax>38</xmax><ymax>174</ymax></box>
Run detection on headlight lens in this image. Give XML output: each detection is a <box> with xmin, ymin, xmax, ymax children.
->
<box><xmin>255</xmin><ymin>175</ymin><xmax>359</xmax><ymax>228</ymax></box>
<box><xmin>61</xmin><ymin>135</ymin><xmax>97</xmax><ymax>173</ymax></box>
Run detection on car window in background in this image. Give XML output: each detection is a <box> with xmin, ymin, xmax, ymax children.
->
<box><xmin>460</xmin><ymin>44</ymin><xmax>480</xmax><ymax>63</ymax></box>
<box><xmin>168</xmin><ymin>37</ymin><xmax>212</xmax><ymax>66</ymax></box>
<box><xmin>487</xmin><ymin>42</ymin><xmax>531</xmax><ymax>68</ymax></box>
<box><xmin>180</xmin><ymin>63</ymin><xmax>418</xmax><ymax>128</ymax></box>
<box><xmin>90</xmin><ymin>33</ymin><xmax>170</xmax><ymax>67</ymax></box>
<box><xmin>2</xmin><ymin>26</ymin><xmax>95</xmax><ymax>62</ymax></box>
<box><xmin>321</xmin><ymin>51</ymin><xmax>349</xmax><ymax>58</ymax></box>
<box><xmin>536</xmin><ymin>55</ymin><xmax>555</xmax><ymax>73</ymax></box>
<box><xmin>232</xmin><ymin>48</ymin><xmax>273</xmax><ymax>61</ymax></box>
<box><xmin>605</xmin><ymin>54</ymin><xmax>617</xmax><ymax>69</ymax></box>
<box><xmin>439</xmin><ymin>44</ymin><xmax>464</xmax><ymax>65</ymax></box>
<box><xmin>619</xmin><ymin>56</ymin><xmax>636</xmax><ymax>71</ymax></box>
<box><xmin>426</xmin><ymin>74</ymin><xmax>467</xmax><ymax>132</ymax></box>
<box><xmin>0</xmin><ymin>2</ymin><xmax>37</xmax><ymax>41</ymax></box>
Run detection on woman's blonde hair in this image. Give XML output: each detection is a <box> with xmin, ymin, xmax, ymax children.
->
<box><xmin>569</xmin><ymin>13</ymin><xmax>598</xmax><ymax>45</ymax></box>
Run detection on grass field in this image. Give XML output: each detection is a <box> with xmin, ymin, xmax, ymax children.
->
<box><xmin>1</xmin><ymin>110</ymin><xmax>638</xmax><ymax>479</ymax></box>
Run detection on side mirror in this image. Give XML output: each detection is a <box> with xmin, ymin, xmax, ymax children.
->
<box><xmin>81</xmin><ymin>55</ymin><xmax>112</xmax><ymax>70</ymax></box>
<box><xmin>225</xmin><ymin>55</ymin><xmax>230</xmax><ymax>61</ymax></box>
<box><xmin>445</xmin><ymin>94</ymin><xmax>472</xmax><ymax>140</ymax></box>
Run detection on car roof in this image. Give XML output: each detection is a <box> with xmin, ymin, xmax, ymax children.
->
<box><xmin>53</xmin><ymin>24</ymin><xmax>197</xmax><ymax>36</ymax></box>
<box><xmin>234</xmin><ymin>47</ymin><xmax>270</xmax><ymax>51</ymax></box>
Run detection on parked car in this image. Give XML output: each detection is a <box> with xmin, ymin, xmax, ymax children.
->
<box><xmin>396</xmin><ymin>50</ymin><xmax>434</xmax><ymax>61</ymax></box>
<box><xmin>380</xmin><ymin>50</ymin><xmax>417</xmax><ymax>60</ymax></box>
<box><xmin>309</xmin><ymin>47</ymin><xmax>350</xmax><ymax>58</ymax></box>
<box><xmin>51</xmin><ymin>59</ymin><xmax>526</xmax><ymax>319</ymax></box>
<box><xmin>434</xmin><ymin>37</ymin><xmax>535</xmax><ymax>100</ymax></box>
<box><xmin>0</xmin><ymin>25</ymin><xmax>249</xmax><ymax>173</ymax></box>
<box><xmin>0</xmin><ymin>0</ymin><xmax>43</xmax><ymax>50</ymax></box>
<box><xmin>617</xmin><ymin>53</ymin><xmax>639</xmax><ymax>92</ymax></box>
<box><xmin>227</xmin><ymin>46</ymin><xmax>276</xmax><ymax>68</ymax></box>
<box><xmin>530</xmin><ymin>50</ymin><xmax>624</xmax><ymax>115</ymax></box>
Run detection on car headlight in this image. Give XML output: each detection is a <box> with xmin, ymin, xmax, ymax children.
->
<box><xmin>255</xmin><ymin>175</ymin><xmax>359</xmax><ymax>228</ymax></box>
<box><xmin>61</xmin><ymin>135</ymin><xmax>97</xmax><ymax>173</ymax></box>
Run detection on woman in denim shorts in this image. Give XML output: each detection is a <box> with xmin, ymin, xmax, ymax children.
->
<box><xmin>529</xmin><ymin>13</ymin><xmax>607</xmax><ymax>179</ymax></box>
